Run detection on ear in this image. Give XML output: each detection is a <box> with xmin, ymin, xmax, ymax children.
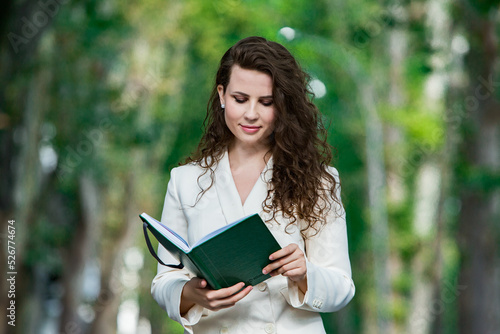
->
<box><xmin>217</xmin><ymin>84</ymin><xmax>225</xmax><ymax>106</ymax></box>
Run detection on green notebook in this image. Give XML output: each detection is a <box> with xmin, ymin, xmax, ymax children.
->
<box><xmin>140</xmin><ymin>212</ymin><xmax>282</xmax><ymax>290</ymax></box>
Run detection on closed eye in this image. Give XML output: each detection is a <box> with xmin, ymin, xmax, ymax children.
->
<box><xmin>233</xmin><ymin>96</ymin><xmax>247</xmax><ymax>104</ymax></box>
<box><xmin>231</xmin><ymin>94</ymin><xmax>273</xmax><ymax>106</ymax></box>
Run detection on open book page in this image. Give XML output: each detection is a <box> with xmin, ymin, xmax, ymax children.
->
<box><xmin>192</xmin><ymin>214</ymin><xmax>256</xmax><ymax>248</ymax></box>
<box><xmin>140</xmin><ymin>213</ymin><xmax>190</xmax><ymax>252</ymax></box>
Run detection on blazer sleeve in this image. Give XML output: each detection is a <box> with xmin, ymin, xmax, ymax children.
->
<box><xmin>150</xmin><ymin>167</ymin><xmax>205</xmax><ymax>333</ymax></box>
<box><xmin>286</xmin><ymin>167</ymin><xmax>355</xmax><ymax>312</ymax></box>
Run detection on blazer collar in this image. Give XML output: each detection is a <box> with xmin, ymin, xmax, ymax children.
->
<box><xmin>214</xmin><ymin>150</ymin><xmax>273</xmax><ymax>224</ymax></box>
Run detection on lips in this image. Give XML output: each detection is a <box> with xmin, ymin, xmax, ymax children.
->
<box><xmin>240</xmin><ymin>125</ymin><xmax>261</xmax><ymax>133</ymax></box>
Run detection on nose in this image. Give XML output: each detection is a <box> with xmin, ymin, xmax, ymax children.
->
<box><xmin>244</xmin><ymin>101</ymin><xmax>259</xmax><ymax>121</ymax></box>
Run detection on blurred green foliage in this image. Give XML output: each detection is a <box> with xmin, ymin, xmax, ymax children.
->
<box><xmin>2</xmin><ymin>0</ymin><xmax>499</xmax><ymax>333</ymax></box>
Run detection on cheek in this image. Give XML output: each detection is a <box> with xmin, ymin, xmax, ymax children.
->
<box><xmin>266</xmin><ymin>109</ymin><xmax>276</xmax><ymax>127</ymax></box>
<box><xmin>224</xmin><ymin>107</ymin><xmax>237</xmax><ymax>123</ymax></box>
<box><xmin>224</xmin><ymin>106</ymin><xmax>241</xmax><ymax>131</ymax></box>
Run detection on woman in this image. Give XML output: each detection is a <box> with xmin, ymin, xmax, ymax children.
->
<box><xmin>151</xmin><ymin>36</ymin><xmax>355</xmax><ymax>334</ymax></box>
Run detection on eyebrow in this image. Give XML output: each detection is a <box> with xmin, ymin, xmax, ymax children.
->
<box><xmin>232</xmin><ymin>91</ymin><xmax>273</xmax><ymax>99</ymax></box>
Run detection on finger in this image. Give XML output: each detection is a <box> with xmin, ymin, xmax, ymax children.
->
<box><xmin>263</xmin><ymin>253</ymin><xmax>298</xmax><ymax>274</ymax></box>
<box><xmin>236</xmin><ymin>285</ymin><xmax>253</xmax><ymax>299</ymax></box>
<box><xmin>262</xmin><ymin>261</ymin><xmax>282</xmax><ymax>275</ymax></box>
<box><xmin>268</xmin><ymin>258</ymin><xmax>306</xmax><ymax>276</ymax></box>
<box><xmin>210</xmin><ymin>282</ymin><xmax>246</xmax><ymax>299</ymax></box>
<box><xmin>282</xmin><ymin>268</ymin><xmax>307</xmax><ymax>279</ymax></box>
<box><xmin>279</xmin><ymin>259</ymin><xmax>306</xmax><ymax>274</ymax></box>
<box><xmin>269</xmin><ymin>244</ymin><xmax>297</xmax><ymax>261</ymax></box>
<box><xmin>214</xmin><ymin>285</ymin><xmax>253</xmax><ymax>310</ymax></box>
<box><xmin>206</xmin><ymin>285</ymin><xmax>253</xmax><ymax>311</ymax></box>
<box><xmin>188</xmin><ymin>277</ymin><xmax>206</xmax><ymax>289</ymax></box>
<box><xmin>229</xmin><ymin>285</ymin><xmax>253</xmax><ymax>301</ymax></box>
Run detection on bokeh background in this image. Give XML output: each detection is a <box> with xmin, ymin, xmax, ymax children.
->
<box><xmin>1</xmin><ymin>0</ymin><xmax>499</xmax><ymax>333</ymax></box>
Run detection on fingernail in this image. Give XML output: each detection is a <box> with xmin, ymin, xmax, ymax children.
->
<box><xmin>262</xmin><ymin>269</ymin><xmax>267</xmax><ymax>274</ymax></box>
<box><xmin>269</xmin><ymin>256</ymin><xmax>274</xmax><ymax>260</ymax></box>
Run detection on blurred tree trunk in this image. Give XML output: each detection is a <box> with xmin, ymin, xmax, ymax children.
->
<box><xmin>385</xmin><ymin>2</ymin><xmax>408</xmax><ymax>207</ymax></box>
<box><xmin>9</xmin><ymin>53</ymin><xmax>51</xmax><ymax>334</ymax></box>
<box><xmin>0</xmin><ymin>1</ymin><xmax>57</xmax><ymax>333</ymax></box>
<box><xmin>384</xmin><ymin>5</ymin><xmax>409</xmax><ymax>334</ymax></box>
<box><xmin>320</xmin><ymin>25</ymin><xmax>394</xmax><ymax>333</ymax></box>
<box><xmin>138</xmin><ymin>34</ymin><xmax>190</xmax><ymax>334</ymax></box>
<box><xmin>59</xmin><ymin>175</ymin><xmax>101</xmax><ymax>332</ymax></box>
<box><xmin>456</xmin><ymin>1</ymin><xmax>500</xmax><ymax>333</ymax></box>
<box><xmin>362</xmin><ymin>9</ymin><xmax>395</xmax><ymax>333</ymax></box>
<box><xmin>362</xmin><ymin>80</ymin><xmax>393</xmax><ymax>334</ymax></box>
<box><xmin>90</xmin><ymin>170</ymin><xmax>137</xmax><ymax>334</ymax></box>
<box><xmin>407</xmin><ymin>162</ymin><xmax>441</xmax><ymax>334</ymax></box>
<box><xmin>406</xmin><ymin>0</ymin><xmax>452</xmax><ymax>333</ymax></box>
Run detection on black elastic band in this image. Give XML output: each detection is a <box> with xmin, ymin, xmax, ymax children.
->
<box><xmin>143</xmin><ymin>222</ymin><xmax>184</xmax><ymax>269</ymax></box>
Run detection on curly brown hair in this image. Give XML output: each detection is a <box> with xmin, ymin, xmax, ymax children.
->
<box><xmin>185</xmin><ymin>36</ymin><xmax>341</xmax><ymax>238</ymax></box>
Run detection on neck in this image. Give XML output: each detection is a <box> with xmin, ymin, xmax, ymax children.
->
<box><xmin>227</xmin><ymin>143</ymin><xmax>271</xmax><ymax>169</ymax></box>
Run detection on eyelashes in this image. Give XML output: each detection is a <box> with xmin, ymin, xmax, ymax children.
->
<box><xmin>232</xmin><ymin>95</ymin><xmax>273</xmax><ymax>106</ymax></box>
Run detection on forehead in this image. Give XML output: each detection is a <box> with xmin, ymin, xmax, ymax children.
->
<box><xmin>227</xmin><ymin>65</ymin><xmax>273</xmax><ymax>95</ymax></box>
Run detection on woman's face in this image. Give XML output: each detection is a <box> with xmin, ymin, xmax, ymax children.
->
<box><xmin>218</xmin><ymin>65</ymin><xmax>275</xmax><ymax>151</ymax></box>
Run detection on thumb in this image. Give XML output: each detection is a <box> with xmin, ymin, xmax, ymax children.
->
<box><xmin>192</xmin><ymin>277</ymin><xmax>207</xmax><ymax>289</ymax></box>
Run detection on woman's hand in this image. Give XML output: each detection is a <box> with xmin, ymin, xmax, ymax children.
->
<box><xmin>262</xmin><ymin>243</ymin><xmax>308</xmax><ymax>293</ymax></box>
<box><xmin>180</xmin><ymin>277</ymin><xmax>253</xmax><ymax>315</ymax></box>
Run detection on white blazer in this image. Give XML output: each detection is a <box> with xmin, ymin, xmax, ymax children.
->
<box><xmin>151</xmin><ymin>150</ymin><xmax>355</xmax><ymax>334</ymax></box>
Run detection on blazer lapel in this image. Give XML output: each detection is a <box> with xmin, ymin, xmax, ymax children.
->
<box><xmin>214</xmin><ymin>150</ymin><xmax>274</xmax><ymax>224</ymax></box>
<box><xmin>214</xmin><ymin>150</ymin><xmax>245</xmax><ymax>224</ymax></box>
<box><xmin>243</xmin><ymin>155</ymin><xmax>273</xmax><ymax>215</ymax></box>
